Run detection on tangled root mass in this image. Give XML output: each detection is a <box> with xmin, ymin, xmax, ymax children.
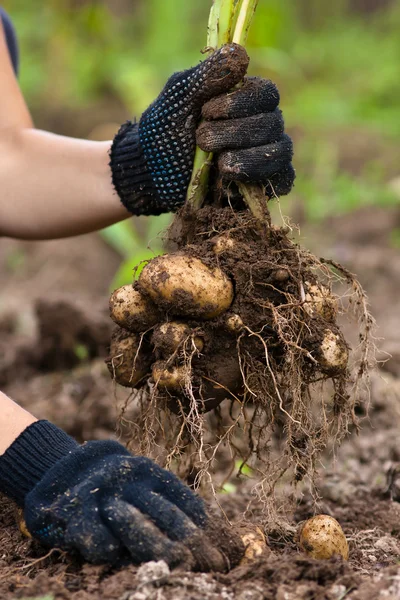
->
<box><xmin>107</xmin><ymin>204</ymin><xmax>375</xmax><ymax>506</ymax></box>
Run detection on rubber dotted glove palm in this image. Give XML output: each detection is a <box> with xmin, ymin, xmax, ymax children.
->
<box><xmin>0</xmin><ymin>421</ymin><xmax>242</xmax><ymax>569</ymax></box>
<box><xmin>110</xmin><ymin>44</ymin><xmax>294</xmax><ymax>216</ymax></box>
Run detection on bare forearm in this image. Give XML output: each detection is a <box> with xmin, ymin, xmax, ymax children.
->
<box><xmin>0</xmin><ymin>127</ymin><xmax>129</xmax><ymax>239</ymax></box>
<box><xmin>0</xmin><ymin>391</ymin><xmax>37</xmax><ymax>454</ymax></box>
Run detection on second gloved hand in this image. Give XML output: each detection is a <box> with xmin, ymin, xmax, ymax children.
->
<box><xmin>110</xmin><ymin>44</ymin><xmax>294</xmax><ymax>216</ymax></box>
<box><xmin>12</xmin><ymin>422</ymin><xmax>241</xmax><ymax>569</ymax></box>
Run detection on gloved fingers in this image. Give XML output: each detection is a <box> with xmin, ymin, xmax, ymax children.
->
<box><xmin>217</xmin><ymin>134</ymin><xmax>293</xmax><ymax>182</ymax></box>
<box><xmin>124</xmin><ymin>487</ymin><xmax>201</xmax><ymax>541</ymax></box>
<box><xmin>202</xmin><ymin>76</ymin><xmax>280</xmax><ymax>120</ymax></box>
<box><xmin>101</xmin><ymin>498</ymin><xmax>193</xmax><ymax>569</ymax></box>
<box><xmin>25</xmin><ymin>511</ymin><xmax>67</xmax><ymax>549</ymax></box>
<box><xmin>143</xmin><ymin>464</ymin><xmax>207</xmax><ymax>527</ymax></box>
<box><xmin>122</xmin><ymin>489</ymin><xmax>227</xmax><ymax>571</ymax></box>
<box><xmin>264</xmin><ymin>163</ymin><xmax>296</xmax><ymax>198</ymax></box>
<box><xmin>64</xmin><ymin>511</ymin><xmax>123</xmax><ymax>564</ymax></box>
<box><xmin>196</xmin><ymin>109</ymin><xmax>284</xmax><ymax>152</ymax></box>
<box><xmin>159</xmin><ymin>43</ymin><xmax>249</xmax><ymax>114</ymax></box>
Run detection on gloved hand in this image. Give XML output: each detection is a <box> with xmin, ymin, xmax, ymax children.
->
<box><xmin>0</xmin><ymin>421</ymin><xmax>243</xmax><ymax>570</ymax></box>
<box><xmin>110</xmin><ymin>43</ymin><xmax>294</xmax><ymax>216</ymax></box>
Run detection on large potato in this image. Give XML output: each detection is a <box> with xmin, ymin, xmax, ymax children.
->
<box><xmin>139</xmin><ymin>253</ymin><xmax>234</xmax><ymax>319</ymax></box>
<box><xmin>109</xmin><ymin>284</ymin><xmax>160</xmax><ymax>332</ymax></box>
<box><xmin>106</xmin><ymin>327</ymin><xmax>151</xmax><ymax>388</ymax></box>
<box><xmin>299</xmin><ymin>515</ymin><xmax>349</xmax><ymax>560</ymax></box>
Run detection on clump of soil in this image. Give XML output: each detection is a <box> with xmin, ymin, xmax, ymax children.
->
<box><xmin>107</xmin><ymin>202</ymin><xmax>375</xmax><ymax>503</ymax></box>
<box><xmin>0</xmin><ymin>299</ymin><xmax>112</xmax><ymax>388</ymax></box>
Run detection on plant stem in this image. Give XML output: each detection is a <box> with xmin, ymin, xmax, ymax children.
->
<box><xmin>185</xmin><ymin>0</ymin><xmax>259</xmax><ymax>211</ymax></box>
<box><xmin>218</xmin><ymin>0</ymin><xmax>235</xmax><ymax>45</ymax></box>
<box><xmin>186</xmin><ymin>0</ymin><xmax>229</xmax><ymax>210</ymax></box>
<box><xmin>232</xmin><ymin>0</ymin><xmax>258</xmax><ymax>45</ymax></box>
<box><xmin>237</xmin><ymin>182</ymin><xmax>271</xmax><ymax>229</ymax></box>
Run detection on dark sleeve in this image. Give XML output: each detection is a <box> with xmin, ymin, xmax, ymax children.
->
<box><xmin>0</xmin><ymin>7</ymin><xmax>19</xmax><ymax>76</ymax></box>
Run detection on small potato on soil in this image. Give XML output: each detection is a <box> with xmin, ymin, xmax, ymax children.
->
<box><xmin>139</xmin><ymin>253</ymin><xmax>234</xmax><ymax>319</ymax></box>
<box><xmin>109</xmin><ymin>284</ymin><xmax>160</xmax><ymax>332</ymax></box>
<box><xmin>106</xmin><ymin>327</ymin><xmax>151</xmax><ymax>388</ymax></box>
<box><xmin>298</xmin><ymin>515</ymin><xmax>349</xmax><ymax>560</ymax></box>
<box><xmin>235</xmin><ymin>524</ymin><xmax>269</xmax><ymax>565</ymax></box>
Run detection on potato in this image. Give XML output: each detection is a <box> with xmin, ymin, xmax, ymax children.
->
<box><xmin>152</xmin><ymin>360</ymin><xmax>188</xmax><ymax>390</ymax></box>
<box><xmin>211</xmin><ymin>235</ymin><xmax>235</xmax><ymax>255</ymax></box>
<box><xmin>106</xmin><ymin>327</ymin><xmax>151</xmax><ymax>387</ymax></box>
<box><xmin>109</xmin><ymin>284</ymin><xmax>160</xmax><ymax>332</ymax></box>
<box><xmin>139</xmin><ymin>253</ymin><xmax>234</xmax><ymax>319</ymax></box>
<box><xmin>317</xmin><ymin>329</ymin><xmax>349</xmax><ymax>374</ymax></box>
<box><xmin>299</xmin><ymin>515</ymin><xmax>349</xmax><ymax>560</ymax></box>
<box><xmin>303</xmin><ymin>281</ymin><xmax>338</xmax><ymax>322</ymax></box>
<box><xmin>225</xmin><ymin>313</ymin><xmax>244</xmax><ymax>333</ymax></box>
<box><xmin>272</xmin><ymin>268</ymin><xmax>290</xmax><ymax>283</ymax></box>
<box><xmin>238</xmin><ymin>525</ymin><xmax>268</xmax><ymax>564</ymax></box>
<box><xmin>152</xmin><ymin>321</ymin><xmax>204</xmax><ymax>355</ymax></box>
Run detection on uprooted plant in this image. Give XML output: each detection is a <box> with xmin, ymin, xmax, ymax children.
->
<box><xmin>106</xmin><ymin>0</ymin><xmax>376</xmax><ymax>513</ymax></box>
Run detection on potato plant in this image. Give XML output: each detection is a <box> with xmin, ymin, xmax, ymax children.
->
<box><xmin>106</xmin><ymin>0</ymin><xmax>375</xmax><ymax>493</ymax></box>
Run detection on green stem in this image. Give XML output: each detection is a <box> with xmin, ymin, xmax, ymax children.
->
<box><xmin>232</xmin><ymin>0</ymin><xmax>258</xmax><ymax>45</ymax></box>
<box><xmin>218</xmin><ymin>0</ymin><xmax>235</xmax><ymax>45</ymax></box>
<box><xmin>185</xmin><ymin>0</ymin><xmax>259</xmax><ymax>211</ymax></box>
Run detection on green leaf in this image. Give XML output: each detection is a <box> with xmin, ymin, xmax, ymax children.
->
<box><xmin>219</xmin><ymin>482</ymin><xmax>237</xmax><ymax>494</ymax></box>
<box><xmin>110</xmin><ymin>248</ymin><xmax>163</xmax><ymax>291</ymax></box>
<box><xmin>235</xmin><ymin>459</ymin><xmax>253</xmax><ymax>476</ymax></box>
<box><xmin>74</xmin><ymin>343</ymin><xmax>89</xmax><ymax>361</ymax></box>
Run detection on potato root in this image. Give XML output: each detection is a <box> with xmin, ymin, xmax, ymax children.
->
<box><xmin>139</xmin><ymin>253</ymin><xmax>234</xmax><ymax>319</ymax></box>
<box><xmin>109</xmin><ymin>284</ymin><xmax>160</xmax><ymax>332</ymax></box>
<box><xmin>106</xmin><ymin>327</ymin><xmax>151</xmax><ymax>387</ymax></box>
<box><xmin>299</xmin><ymin>515</ymin><xmax>349</xmax><ymax>560</ymax></box>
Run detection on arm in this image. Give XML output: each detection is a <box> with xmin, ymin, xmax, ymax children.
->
<box><xmin>0</xmin><ymin>26</ymin><xmax>294</xmax><ymax>241</ymax></box>
<box><xmin>0</xmin><ymin>392</ymin><xmax>37</xmax><ymax>454</ymax></box>
<box><xmin>0</xmin><ymin>25</ymin><xmax>129</xmax><ymax>240</ymax></box>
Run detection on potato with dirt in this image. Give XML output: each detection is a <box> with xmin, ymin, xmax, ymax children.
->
<box><xmin>138</xmin><ymin>253</ymin><xmax>234</xmax><ymax>319</ymax></box>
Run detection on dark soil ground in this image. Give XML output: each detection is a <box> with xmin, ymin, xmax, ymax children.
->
<box><xmin>1</xmin><ymin>204</ymin><xmax>400</xmax><ymax>600</ymax></box>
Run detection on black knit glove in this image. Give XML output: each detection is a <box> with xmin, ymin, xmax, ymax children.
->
<box><xmin>110</xmin><ymin>43</ymin><xmax>294</xmax><ymax>216</ymax></box>
<box><xmin>0</xmin><ymin>421</ymin><xmax>241</xmax><ymax>569</ymax></box>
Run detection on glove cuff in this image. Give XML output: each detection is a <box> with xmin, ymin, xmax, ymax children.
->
<box><xmin>0</xmin><ymin>420</ymin><xmax>78</xmax><ymax>507</ymax></box>
<box><xmin>110</xmin><ymin>121</ymin><xmax>163</xmax><ymax>216</ymax></box>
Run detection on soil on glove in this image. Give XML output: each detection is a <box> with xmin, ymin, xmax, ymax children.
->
<box><xmin>1</xmin><ymin>205</ymin><xmax>400</xmax><ymax>599</ymax></box>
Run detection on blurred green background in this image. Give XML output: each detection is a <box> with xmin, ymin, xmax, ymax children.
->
<box><xmin>3</xmin><ymin>0</ymin><xmax>399</xmax><ymax>286</ymax></box>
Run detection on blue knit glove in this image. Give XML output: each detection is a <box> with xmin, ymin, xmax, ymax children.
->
<box><xmin>0</xmin><ymin>421</ymin><xmax>241</xmax><ymax>570</ymax></box>
<box><xmin>110</xmin><ymin>43</ymin><xmax>294</xmax><ymax>216</ymax></box>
